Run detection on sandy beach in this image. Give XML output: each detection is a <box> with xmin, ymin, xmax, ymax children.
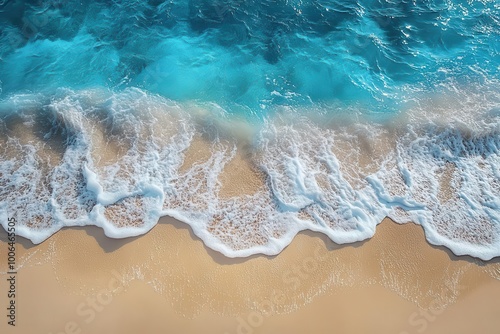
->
<box><xmin>1</xmin><ymin>216</ymin><xmax>499</xmax><ymax>334</ymax></box>
<box><xmin>1</xmin><ymin>0</ymin><xmax>499</xmax><ymax>332</ymax></box>
<box><xmin>2</xmin><ymin>114</ymin><xmax>500</xmax><ymax>334</ymax></box>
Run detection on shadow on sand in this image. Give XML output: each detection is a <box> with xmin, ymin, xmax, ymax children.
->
<box><xmin>0</xmin><ymin>216</ymin><xmax>498</xmax><ymax>265</ymax></box>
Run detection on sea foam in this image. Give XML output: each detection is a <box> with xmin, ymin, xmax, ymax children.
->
<box><xmin>0</xmin><ymin>86</ymin><xmax>499</xmax><ymax>260</ymax></box>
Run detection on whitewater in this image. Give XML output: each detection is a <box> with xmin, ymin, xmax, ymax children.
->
<box><xmin>0</xmin><ymin>0</ymin><xmax>499</xmax><ymax>259</ymax></box>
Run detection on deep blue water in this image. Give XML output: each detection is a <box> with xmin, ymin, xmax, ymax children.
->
<box><xmin>1</xmin><ymin>0</ymin><xmax>498</xmax><ymax>115</ymax></box>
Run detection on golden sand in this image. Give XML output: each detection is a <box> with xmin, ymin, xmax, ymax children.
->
<box><xmin>1</xmin><ymin>217</ymin><xmax>499</xmax><ymax>334</ymax></box>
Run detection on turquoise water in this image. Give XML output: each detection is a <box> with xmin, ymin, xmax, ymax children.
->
<box><xmin>1</xmin><ymin>0</ymin><xmax>498</xmax><ymax>113</ymax></box>
<box><xmin>0</xmin><ymin>0</ymin><xmax>499</xmax><ymax>259</ymax></box>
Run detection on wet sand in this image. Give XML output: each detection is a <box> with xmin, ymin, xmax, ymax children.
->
<box><xmin>1</xmin><ymin>217</ymin><xmax>499</xmax><ymax>334</ymax></box>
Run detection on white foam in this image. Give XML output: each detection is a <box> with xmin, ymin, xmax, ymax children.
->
<box><xmin>0</xmin><ymin>86</ymin><xmax>499</xmax><ymax>260</ymax></box>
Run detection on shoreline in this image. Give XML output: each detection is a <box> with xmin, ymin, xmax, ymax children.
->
<box><xmin>1</xmin><ymin>88</ymin><xmax>500</xmax><ymax>333</ymax></box>
<box><xmin>2</xmin><ymin>88</ymin><xmax>500</xmax><ymax>260</ymax></box>
<box><xmin>2</xmin><ymin>213</ymin><xmax>499</xmax><ymax>263</ymax></box>
<box><xmin>1</xmin><ymin>217</ymin><xmax>500</xmax><ymax>333</ymax></box>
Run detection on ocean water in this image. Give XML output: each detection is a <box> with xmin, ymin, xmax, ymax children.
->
<box><xmin>0</xmin><ymin>0</ymin><xmax>499</xmax><ymax>259</ymax></box>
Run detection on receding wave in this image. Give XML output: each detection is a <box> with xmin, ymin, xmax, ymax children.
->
<box><xmin>0</xmin><ymin>85</ymin><xmax>499</xmax><ymax>260</ymax></box>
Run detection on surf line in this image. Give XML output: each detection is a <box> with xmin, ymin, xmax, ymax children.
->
<box><xmin>6</xmin><ymin>217</ymin><xmax>17</xmax><ymax>326</ymax></box>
